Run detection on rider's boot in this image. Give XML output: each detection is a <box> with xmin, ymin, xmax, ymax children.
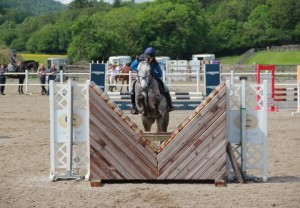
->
<box><xmin>165</xmin><ymin>91</ymin><xmax>175</xmax><ymax>112</ymax></box>
<box><xmin>131</xmin><ymin>93</ymin><xmax>139</xmax><ymax>115</ymax></box>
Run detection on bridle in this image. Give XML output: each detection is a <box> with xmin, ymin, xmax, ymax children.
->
<box><xmin>137</xmin><ymin>62</ymin><xmax>156</xmax><ymax>111</ymax></box>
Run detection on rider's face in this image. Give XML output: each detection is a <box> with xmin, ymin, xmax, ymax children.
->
<box><xmin>147</xmin><ymin>56</ymin><xmax>153</xmax><ymax>63</ymax></box>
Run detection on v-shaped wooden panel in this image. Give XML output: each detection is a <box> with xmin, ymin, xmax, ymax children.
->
<box><xmin>89</xmin><ymin>83</ymin><xmax>227</xmax><ymax>180</ymax></box>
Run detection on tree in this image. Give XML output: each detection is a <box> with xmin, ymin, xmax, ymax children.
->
<box><xmin>136</xmin><ymin>1</ymin><xmax>210</xmax><ymax>59</ymax></box>
<box><xmin>244</xmin><ymin>5</ymin><xmax>283</xmax><ymax>47</ymax></box>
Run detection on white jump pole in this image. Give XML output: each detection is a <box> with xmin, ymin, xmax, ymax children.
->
<box><xmin>129</xmin><ymin>70</ymin><xmax>132</xmax><ymax>92</ymax></box>
<box><xmin>292</xmin><ymin>65</ymin><xmax>300</xmax><ymax>115</ymax></box>
<box><xmin>49</xmin><ymin>80</ymin><xmax>55</xmax><ymax>180</ymax></box>
<box><xmin>60</xmin><ymin>70</ymin><xmax>63</xmax><ymax>85</ymax></box>
<box><xmin>25</xmin><ymin>70</ymin><xmax>29</xmax><ymax>94</ymax></box>
<box><xmin>66</xmin><ymin>79</ymin><xmax>73</xmax><ymax>177</ymax></box>
<box><xmin>196</xmin><ymin>67</ymin><xmax>200</xmax><ymax>93</ymax></box>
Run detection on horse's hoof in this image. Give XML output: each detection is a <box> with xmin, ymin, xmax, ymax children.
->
<box><xmin>131</xmin><ymin>107</ymin><xmax>139</xmax><ymax>115</ymax></box>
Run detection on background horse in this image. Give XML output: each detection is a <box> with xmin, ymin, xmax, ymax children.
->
<box><xmin>115</xmin><ymin>63</ymin><xmax>131</xmax><ymax>92</ymax></box>
<box><xmin>6</xmin><ymin>60</ymin><xmax>38</xmax><ymax>94</ymax></box>
<box><xmin>134</xmin><ymin>61</ymin><xmax>169</xmax><ymax>132</ymax></box>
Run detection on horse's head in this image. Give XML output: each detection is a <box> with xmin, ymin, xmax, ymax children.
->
<box><xmin>137</xmin><ymin>61</ymin><xmax>152</xmax><ymax>90</ymax></box>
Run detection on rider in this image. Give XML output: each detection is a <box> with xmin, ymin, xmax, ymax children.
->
<box><xmin>130</xmin><ymin>47</ymin><xmax>175</xmax><ymax>114</ymax></box>
<box><xmin>10</xmin><ymin>49</ymin><xmax>18</xmax><ymax>71</ymax></box>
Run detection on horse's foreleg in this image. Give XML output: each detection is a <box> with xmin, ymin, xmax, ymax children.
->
<box><xmin>156</xmin><ymin>113</ymin><xmax>169</xmax><ymax>133</ymax></box>
<box><xmin>19</xmin><ymin>78</ymin><xmax>24</xmax><ymax>94</ymax></box>
<box><xmin>120</xmin><ymin>79</ymin><xmax>124</xmax><ymax>92</ymax></box>
<box><xmin>142</xmin><ymin>117</ymin><xmax>155</xmax><ymax>132</ymax></box>
<box><xmin>114</xmin><ymin>76</ymin><xmax>118</xmax><ymax>91</ymax></box>
<box><xmin>126</xmin><ymin>79</ymin><xmax>129</xmax><ymax>92</ymax></box>
<box><xmin>141</xmin><ymin>96</ymin><xmax>148</xmax><ymax>116</ymax></box>
<box><xmin>154</xmin><ymin>97</ymin><xmax>161</xmax><ymax>117</ymax></box>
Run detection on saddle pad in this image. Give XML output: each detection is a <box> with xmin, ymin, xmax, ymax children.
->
<box><xmin>7</xmin><ymin>64</ymin><xmax>15</xmax><ymax>72</ymax></box>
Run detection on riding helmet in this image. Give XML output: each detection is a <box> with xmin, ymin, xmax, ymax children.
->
<box><xmin>144</xmin><ymin>47</ymin><xmax>155</xmax><ymax>57</ymax></box>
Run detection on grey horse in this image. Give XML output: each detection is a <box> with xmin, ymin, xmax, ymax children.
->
<box><xmin>134</xmin><ymin>61</ymin><xmax>169</xmax><ymax>132</ymax></box>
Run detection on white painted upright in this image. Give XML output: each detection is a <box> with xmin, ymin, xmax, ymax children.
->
<box><xmin>49</xmin><ymin>79</ymin><xmax>89</xmax><ymax>181</ymax></box>
<box><xmin>226</xmin><ymin>79</ymin><xmax>269</xmax><ymax>182</ymax></box>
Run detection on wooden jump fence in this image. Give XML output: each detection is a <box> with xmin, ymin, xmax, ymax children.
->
<box><xmin>89</xmin><ymin>82</ymin><xmax>227</xmax><ymax>181</ymax></box>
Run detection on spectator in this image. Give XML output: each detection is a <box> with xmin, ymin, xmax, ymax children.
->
<box><xmin>0</xmin><ymin>64</ymin><xmax>6</xmax><ymax>95</ymax></box>
<box><xmin>47</xmin><ymin>64</ymin><xmax>57</xmax><ymax>95</ymax></box>
<box><xmin>107</xmin><ymin>64</ymin><xmax>118</xmax><ymax>91</ymax></box>
<box><xmin>37</xmin><ymin>63</ymin><xmax>47</xmax><ymax>95</ymax></box>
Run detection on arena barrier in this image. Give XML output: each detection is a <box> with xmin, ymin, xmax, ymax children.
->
<box><xmin>292</xmin><ymin>65</ymin><xmax>300</xmax><ymax>115</ymax></box>
<box><xmin>49</xmin><ymin>79</ymin><xmax>268</xmax><ymax>183</ymax></box>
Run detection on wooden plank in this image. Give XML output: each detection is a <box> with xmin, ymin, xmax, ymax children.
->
<box><xmin>89</xmin><ymin>97</ymin><xmax>156</xmax><ymax>166</ymax></box>
<box><xmin>227</xmin><ymin>143</ymin><xmax>246</xmax><ymax>183</ymax></box>
<box><xmin>89</xmin><ymin>89</ymin><xmax>157</xmax><ymax>179</ymax></box>
<box><xmin>91</xmin><ymin>109</ymin><xmax>156</xmax><ymax>169</ymax></box>
<box><xmin>215</xmin><ymin>166</ymin><xmax>227</xmax><ymax>181</ymax></box>
<box><xmin>90</xmin><ymin>156</ymin><xmax>123</xmax><ymax>179</ymax></box>
<box><xmin>90</xmin><ymin>122</ymin><xmax>154</xmax><ymax>179</ymax></box>
<box><xmin>158</xmin><ymin>112</ymin><xmax>226</xmax><ymax>177</ymax></box>
<box><xmin>162</xmin><ymin>117</ymin><xmax>226</xmax><ymax>179</ymax></box>
<box><xmin>90</xmin><ymin>110</ymin><xmax>156</xmax><ymax>176</ymax></box>
<box><xmin>90</xmin><ymin>116</ymin><xmax>157</xmax><ymax>179</ymax></box>
<box><xmin>90</xmin><ymin>89</ymin><xmax>157</xmax><ymax>160</ymax></box>
<box><xmin>158</xmin><ymin>117</ymin><xmax>226</xmax><ymax>179</ymax></box>
<box><xmin>161</xmin><ymin>87</ymin><xmax>225</xmax><ymax>151</ymax></box>
<box><xmin>157</xmin><ymin>97</ymin><xmax>226</xmax><ymax>169</ymax></box>
<box><xmin>206</xmin><ymin>157</ymin><xmax>227</xmax><ymax>180</ymax></box>
<box><xmin>90</xmin><ymin>87</ymin><xmax>151</xmax><ymax>149</ymax></box>
<box><xmin>90</xmin><ymin>133</ymin><xmax>139</xmax><ymax>179</ymax></box>
<box><xmin>166</xmin><ymin>83</ymin><xmax>226</xmax><ymax>143</ymax></box>
<box><xmin>199</xmin><ymin>152</ymin><xmax>226</xmax><ymax>179</ymax></box>
<box><xmin>90</xmin><ymin>146</ymin><xmax>123</xmax><ymax>179</ymax></box>
<box><xmin>158</xmin><ymin>86</ymin><xmax>226</xmax><ymax>155</ymax></box>
<box><xmin>191</xmin><ymin>139</ymin><xmax>227</xmax><ymax>179</ymax></box>
<box><xmin>158</xmin><ymin>96</ymin><xmax>226</xmax><ymax>166</ymax></box>
<box><xmin>158</xmin><ymin>103</ymin><xmax>226</xmax><ymax>175</ymax></box>
<box><xmin>176</xmin><ymin>129</ymin><xmax>226</xmax><ymax>180</ymax></box>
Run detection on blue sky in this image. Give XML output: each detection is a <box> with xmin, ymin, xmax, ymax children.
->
<box><xmin>56</xmin><ymin>0</ymin><xmax>154</xmax><ymax>4</ymax></box>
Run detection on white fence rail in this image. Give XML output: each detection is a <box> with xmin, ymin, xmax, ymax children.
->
<box><xmin>0</xmin><ymin>69</ymin><xmax>297</xmax><ymax>94</ymax></box>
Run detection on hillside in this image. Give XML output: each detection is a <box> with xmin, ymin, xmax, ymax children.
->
<box><xmin>0</xmin><ymin>0</ymin><xmax>67</xmax><ymax>17</ymax></box>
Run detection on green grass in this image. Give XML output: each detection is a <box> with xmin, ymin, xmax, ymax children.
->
<box><xmin>20</xmin><ymin>53</ymin><xmax>67</xmax><ymax>65</ymax></box>
<box><xmin>246</xmin><ymin>50</ymin><xmax>300</xmax><ymax>65</ymax></box>
<box><xmin>218</xmin><ymin>55</ymin><xmax>241</xmax><ymax>64</ymax></box>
